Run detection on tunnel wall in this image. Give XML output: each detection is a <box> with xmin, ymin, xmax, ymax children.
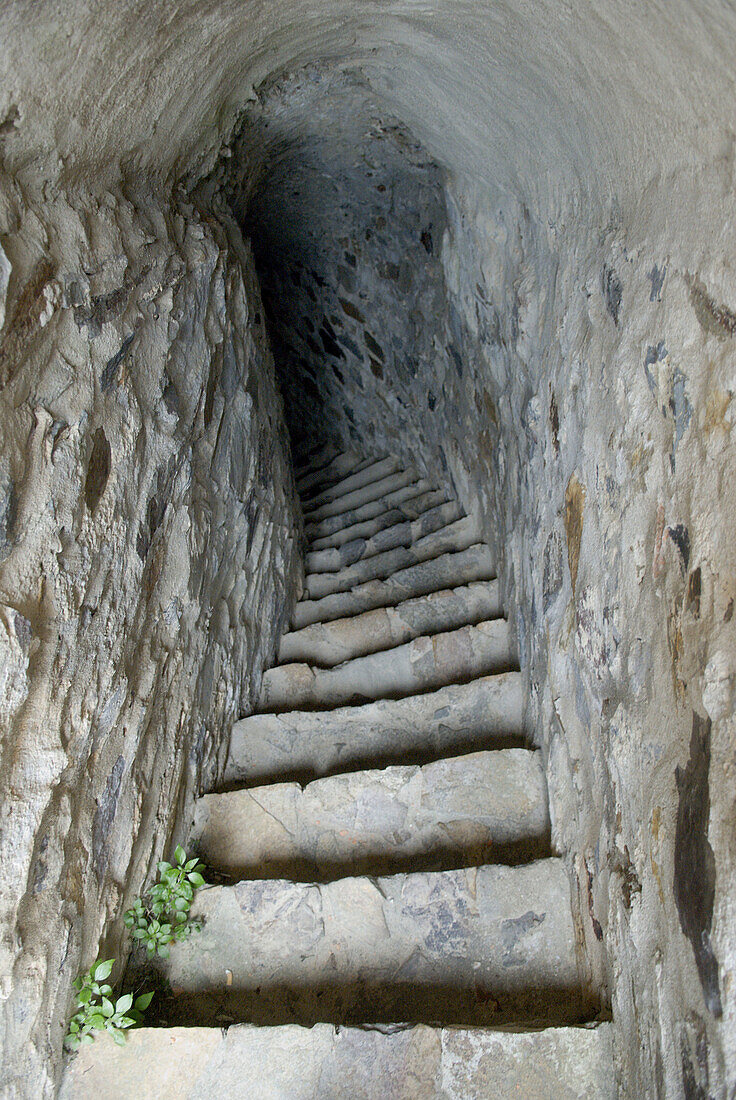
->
<box><xmin>437</xmin><ymin>174</ymin><xmax>736</xmax><ymax>1098</ymax></box>
<box><xmin>0</xmin><ymin>181</ymin><xmax>300</xmax><ymax>1095</ymax></box>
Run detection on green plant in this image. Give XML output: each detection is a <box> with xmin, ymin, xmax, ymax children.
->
<box><xmin>124</xmin><ymin>845</ymin><xmax>205</xmax><ymax>959</ymax></box>
<box><xmin>65</xmin><ymin>960</ymin><xmax>153</xmax><ymax>1051</ymax></box>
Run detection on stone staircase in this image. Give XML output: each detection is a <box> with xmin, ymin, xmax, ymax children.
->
<box><xmin>62</xmin><ymin>450</ymin><xmax>615</xmax><ymax>1098</ymax></box>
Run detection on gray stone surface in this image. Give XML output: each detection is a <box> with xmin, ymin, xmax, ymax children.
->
<box><xmin>308</xmin><ymin>490</ymin><xmax>452</xmax><ymax>550</ymax></box>
<box><xmin>192</xmin><ymin>749</ymin><xmax>549</xmax><ymax>878</ymax></box>
<box><xmin>149</xmin><ymin>860</ymin><xmax>590</xmax><ymax>1027</ymax></box>
<box><xmin>296</xmin><ymin>450</ymin><xmax>361</xmax><ymax>495</ymax></box>
<box><xmin>304</xmin><ymin>469</ymin><xmax>420</xmax><ymax>522</ymax></box>
<box><xmin>60</xmin><ymin>1022</ymin><xmax>616</xmax><ymax>1100</ymax></box>
<box><xmin>305</xmin><ymin>499</ymin><xmax>464</xmax><ymax>573</ymax></box>
<box><xmin>293</xmin><ymin>544</ymin><xmax>496</xmax><ymax>628</ymax></box>
<box><xmin>0</xmin><ymin>185</ymin><xmax>300</xmax><ymax>1096</ymax></box>
<box><xmin>279</xmin><ymin>581</ymin><xmax>502</xmax><ymax>666</ymax></box>
<box><xmin>6</xmin><ymin>0</ymin><xmax>736</xmax><ymax>1092</ymax></box>
<box><xmin>302</xmin><ymin>455</ymin><xmax>402</xmax><ymax>509</ymax></box>
<box><xmin>304</xmin><ymin>478</ymin><xmax>445</xmax><ymax>539</ymax></box>
<box><xmin>261</xmin><ymin>618</ymin><xmax>513</xmax><ymax>711</ymax></box>
<box><xmin>302</xmin><ymin>515</ymin><xmax>481</xmax><ymax>599</ymax></box>
<box><xmin>226</xmin><ymin>672</ymin><xmax>525</xmax><ymax>784</ymax></box>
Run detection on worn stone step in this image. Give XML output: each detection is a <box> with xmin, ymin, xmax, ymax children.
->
<box><xmin>260</xmin><ymin>619</ymin><xmax>514</xmax><ymax>712</ymax></box>
<box><xmin>295</xmin><ymin>450</ymin><xmax>362</xmax><ymax>495</ymax></box>
<box><xmin>306</xmin><ymin>500</ymin><xmax>464</xmax><ymax>570</ymax></box>
<box><xmin>192</xmin><ymin>749</ymin><xmax>549</xmax><ymax>880</ymax></box>
<box><xmin>304</xmin><ymin>478</ymin><xmax>444</xmax><ymax>539</ymax></box>
<box><xmin>301</xmin><ymin>455</ymin><xmax>402</xmax><ymax>510</ymax></box>
<box><xmin>279</xmin><ymin>581</ymin><xmax>502</xmax><ymax>667</ymax></box>
<box><xmin>293</xmin><ymin>544</ymin><xmax>496</xmax><ymax>628</ymax></box>
<box><xmin>225</xmin><ymin>672</ymin><xmax>524</xmax><ymax>785</ymax></box>
<box><xmin>303</xmin><ymin>469</ymin><xmax>421</xmax><ymax>523</ymax></box>
<box><xmin>308</xmin><ymin>489</ymin><xmax>453</xmax><ymax>551</ymax></box>
<box><xmin>145</xmin><ymin>859</ymin><xmax>591</xmax><ymax>1028</ymax></box>
<box><xmin>61</xmin><ymin>1021</ymin><xmax>617</xmax><ymax>1100</ymax></box>
<box><xmin>302</xmin><ymin>516</ymin><xmax>482</xmax><ymax>600</ymax></box>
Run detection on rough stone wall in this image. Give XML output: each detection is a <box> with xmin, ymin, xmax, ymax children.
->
<box><xmin>438</xmin><ymin>174</ymin><xmax>736</xmax><ymax>1098</ymax></box>
<box><xmin>0</xmin><ymin>177</ymin><xmax>299</xmax><ymax>1096</ymax></box>
<box><xmin>216</xmin><ymin>67</ymin><xmax>452</xmax><ymax>475</ymax></box>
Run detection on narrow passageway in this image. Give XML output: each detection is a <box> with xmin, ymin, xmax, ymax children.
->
<box><xmin>65</xmin><ymin>448</ymin><xmax>612</xmax><ymax>1096</ymax></box>
<box><xmin>1</xmin><ymin>4</ymin><xmax>735</xmax><ymax>1098</ymax></box>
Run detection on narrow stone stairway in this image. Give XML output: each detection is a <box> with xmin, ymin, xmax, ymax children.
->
<box><xmin>62</xmin><ymin>450</ymin><xmax>615</xmax><ymax>1098</ymax></box>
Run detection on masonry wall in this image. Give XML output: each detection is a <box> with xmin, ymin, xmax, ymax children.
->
<box><xmin>0</xmin><ymin>180</ymin><xmax>300</xmax><ymax>1096</ymax></box>
<box><xmin>437</xmin><ymin>174</ymin><xmax>736</xmax><ymax>1098</ymax></box>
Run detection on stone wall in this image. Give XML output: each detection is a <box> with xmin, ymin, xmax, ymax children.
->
<box><xmin>0</xmin><ymin>178</ymin><xmax>299</xmax><ymax>1096</ymax></box>
<box><xmin>217</xmin><ymin>65</ymin><xmax>453</xmax><ymax>474</ymax></box>
<box><xmin>437</xmin><ymin>174</ymin><xmax>736</xmax><ymax>1098</ymax></box>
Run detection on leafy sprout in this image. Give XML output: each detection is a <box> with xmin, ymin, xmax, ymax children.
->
<box><xmin>65</xmin><ymin>960</ymin><xmax>154</xmax><ymax>1051</ymax></box>
<box><xmin>124</xmin><ymin>845</ymin><xmax>205</xmax><ymax>959</ymax></box>
<box><xmin>66</xmin><ymin>846</ymin><xmax>206</xmax><ymax>1054</ymax></box>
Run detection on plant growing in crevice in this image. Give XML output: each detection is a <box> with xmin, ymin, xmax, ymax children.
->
<box><xmin>64</xmin><ymin>960</ymin><xmax>154</xmax><ymax>1051</ymax></box>
<box><xmin>65</xmin><ymin>846</ymin><xmax>206</xmax><ymax>1054</ymax></box>
<box><xmin>124</xmin><ymin>845</ymin><xmax>206</xmax><ymax>959</ymax></box>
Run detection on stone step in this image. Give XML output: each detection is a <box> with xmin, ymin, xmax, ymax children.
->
<box><xmin>260</xmin><ymin>619</ymin><xmax>514</xmax><ymax>712</ymax></box>
<box><xmin>308</xmin><ymin>489</ymin><xmax>453</xmax><ymax>551</ymax></box>
<box><xmin>279</xmin><ymin>581</ymin><xmax>502</xmax><ymax>666</ymax></box>
<box><xmin>303</xmin><ymin>469</ymin><xmax>420</xmax><ymax>523</ymax></box>
<box><xmin>302</xmin><ymin>516</ymin><xmax>482</xmax><ymax>600</ymax></box>
<box><xmin>301</xmin><ymin>455</ymin><xmax>402</xmax><ymax>510</ymax></box>
<box><xmin>60</xmin><ymin>1021</ymin><xmax>617</xmax><ymax>1100</ymax></box>
<box><xmin>304</xmin><ymin>478</ymin><xmax>444</xmax><ymax>539</ymax></box>
<box><xmin>292</xmin><ymin>544</ymin><xmax>496</xmax><ymax>628</ymax></box>
<box><xmin>225</xmin><ymin>672</ymin><xmax>524</xmax><ymax>785</ymax></box>
<box><xmin>145</xmin><ymin>859</ymin><xmax>591</xmax><ymax>1028</ymax></box>
<box><xmin>296</xmin><ymin>454</ymin><xmax>377</xmax><ymax>502</ymax></box>
<box><xmin>295</xmin><ymin>449</ymin><xmax>362</xmax><ymax>495</ymax></box>
<box><xmin>306</xmin><ymin>500</ymin><xmax>464</xmax><ymax>571</ymax></box>
<box><xmin>192</xmin><ymin>749</ymin><xmax>549</xmax><ymax>880</ymax></box>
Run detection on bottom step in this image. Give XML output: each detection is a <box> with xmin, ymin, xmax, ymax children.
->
<box><xmin>61</xmin><ymin>1021</ymin><xmax>616</xmax><ymax>1099</ymax></box>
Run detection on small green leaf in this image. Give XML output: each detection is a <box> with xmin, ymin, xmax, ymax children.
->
<box><xmin>87</xmin><ymin>1013</ymin><xmax>105</xmax><ymax>1029</ymax></box>
<box><xmin>134</xmin><ymin>991</ymin><xmax>154</xmax><ymax>1011</ymax></box>
<box><xmin>65</xmin><ymin>1035</ymin><xmax>81</xmax><ymax>1051</ymax></box>
<box><xmin>157</xmin><ymin>861</ymin><xmax>172</xmax><ymax>874</ymax></box>
<box><xmin>174</xmin><ymin>845</ymin><xmax>186</xmax><ymax>865</ymax></box>
<box><xmin>132</xmin><ymin>928</ymin><xmax>147</xmax><ymax>940</ymax></box>
<box><xmin>93</xmin><ymin>959</ymin><xmax>114</xmax><ymax>981</ymax></box>
<box><xmin>188</xmin><ymin>872</ymin><xmax>205</xmax><ymax>888</ymax></box>
<box><xmin>101</xmin><ymin>997</ymin><xmax>114</xmax><ymax>1018</ymax></box>
<box><xmin>112</xmin><ymin>1029</ymin><xmax>127</xmax><ymax>1046</ymax></box>
<box><xmin>76</xmin><ymin>987</ymin><xmax>92</xmax><ymax>1005</ymax></box>
<box><xmin>116</xmin><ymin>993</ymin><xmax>133</xmax><ymax>1014</ymax></box>
<box><xmin>184</xmin><ymin>858</ymin><xmax>199</xmax><ymax>872</ymax></box>
<box><xmin>157</xmin><ymin>944</ymin><xmax>170</xmax><ymax>959</ymax></box>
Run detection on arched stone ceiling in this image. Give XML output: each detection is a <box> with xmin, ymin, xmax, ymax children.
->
<box><xmin>1</xmin><ymin>0</ymin><xmax>734</xmax><ymax>213</ymax></box>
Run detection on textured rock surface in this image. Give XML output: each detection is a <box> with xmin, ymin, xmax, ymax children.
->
<box><xmin>0</xmin><ymin>183</ymin><xmax>299</xmax><ymax>1095</ymax></box>
<box><xmin>147</xmin><ymin>861</ymin><xmax>589</xmax><ymax>1028</ymax></box>
<box><xmin>192</xmin><ymin>749</ymin><xmax>550</xmax><ymax>878</ymax></box>
<box><xmin>226</xmin><ymin>672</ymin><xmax>526</xmax><ymax>784</ymax></box>
<box><xmin>278</xmin><ymin>581</ymin><xmax>502</xmax><ymax>666</ymax></box>
<box><xmin>2</xmin><ymin>1</ymin><xmax>736</xmax><ymax>1096</ymax></box>
<box><xmin>60</xmin><ymin>1021</ymin><xmax>617</xmax><ymax>1100</ymax></box>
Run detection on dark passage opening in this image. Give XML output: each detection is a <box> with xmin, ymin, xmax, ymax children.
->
<box><xmin>219</xmin><ymin>65</ymin><xmax>452</xmax><ymax>471</ymax></box>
